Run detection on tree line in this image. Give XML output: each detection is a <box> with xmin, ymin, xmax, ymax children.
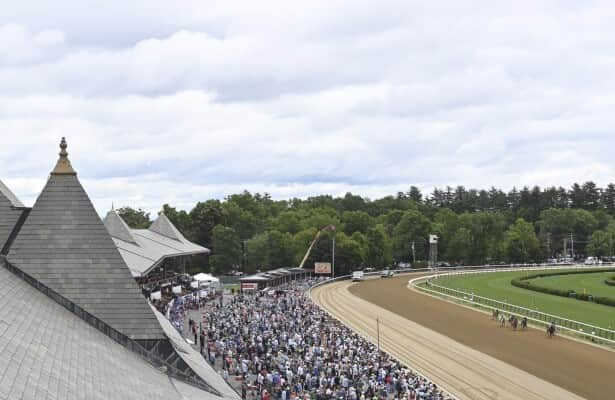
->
<box><xmin>117</xmin><ymin>181</ymin><xmax>615</xmax><ymax>276</ymax></box>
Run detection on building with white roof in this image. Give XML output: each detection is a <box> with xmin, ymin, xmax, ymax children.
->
<box><xmin>104</xmin><ymin>208</ymin><xmax>209</xmax><ymax>277</ymax></box>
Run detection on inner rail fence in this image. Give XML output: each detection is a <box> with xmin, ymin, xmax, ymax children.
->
<box><xmin>409</xmin><ymin>268</ymin><xmax>615</xmax><ymax>344</ymax></box>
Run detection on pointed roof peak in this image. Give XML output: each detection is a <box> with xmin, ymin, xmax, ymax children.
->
<box><xmin>0</xmin><ymin>179</ymin><xmax>24</xmax><ymax>208</ymax></box>
<box><xmin>149</xmin><ymin>212</ymin><xmax>185</xmax><ymax>241</ymax></box>
<box><xmin>104</xmin><ymin>208</ymin><xmax>138</xmax><ymax>245</ymax></box>
<box><xmin>51</xmin><ymin>137</ymin><xmax>76</xmax><ymax>175</ymax></box>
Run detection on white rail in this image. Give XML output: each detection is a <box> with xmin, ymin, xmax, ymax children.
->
<box><xmin>409</xmin><ymin>269</ymin><xmax>615</xmax><ymax>344</ymax></box>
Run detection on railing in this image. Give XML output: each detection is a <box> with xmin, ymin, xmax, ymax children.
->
<box><xmin>410</xmin><ymin>272</ymin><xmax>615</xmax><ymax>344</ymax></box>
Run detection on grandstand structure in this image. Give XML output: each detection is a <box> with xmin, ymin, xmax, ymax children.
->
<box><xmin>104</xmin><ymin>209</ymin><xmax>209</xmax><ymax>279</ymax></box>
<box><xmin>0</xmin><ymin>138</ymin><xmax>239</xmax><ymax>400</ymax></box>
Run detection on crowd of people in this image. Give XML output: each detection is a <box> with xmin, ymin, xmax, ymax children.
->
<box><xmin>185</xmin><ymin>278</ymin><xmax>452</xmax><ymax>400</ymax></box>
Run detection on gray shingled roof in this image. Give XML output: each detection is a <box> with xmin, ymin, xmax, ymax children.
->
<box><xmin>104</xmin><ymin>209</ymin><xmax>138</xmax><ymax>245</ymax></box>
<box><xmin>150</xmin><ymin>213</ymin><xmax>186</xmax><ymax>241</ymax></box>
<box><xmin>0</xmin><ymin>264</ymin><xmax>227</xmax><ymax>400</ymax></box>
<box><xmin>104</xmin><ymin>210</ymin><xmax>209</xmax><ymax>277</ymax></box>
<box><xmin>0</xmin><ymin>180</ymin><xmax>24</xmax><ymax>208</ymax></box>
<box><xmin>7</xmin><ymin>174</ymin><xmax>164</xmax><ymax>340</ymax></box>
<box><xmin>0</xmin><ymin>180</ymin><xmax>26</xmax><ymax>253</ymax></box>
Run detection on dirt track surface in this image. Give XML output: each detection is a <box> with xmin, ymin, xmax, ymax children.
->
<box><xmin>311</xmin><ymin>275</ymin><xmax>615</xmax><ymax>400</ymax></box>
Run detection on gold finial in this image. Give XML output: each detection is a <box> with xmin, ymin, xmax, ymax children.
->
<box><xmin>51</xmin><ymin>137</ymin><xmax>77</xmax><ymax>175</ymax></box>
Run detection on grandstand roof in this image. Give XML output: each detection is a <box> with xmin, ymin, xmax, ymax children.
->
<box><xmin>0</xmin><ymin>180</ymin><xmax>27</xmax><ymax>254</ymax></box>
<box><xmin>0</xmin><ymin>179</ymin><xmax>24</xmax><ymax>208</ymax></box>
<box><xmin>0</xmin><ymin>263</ymin><xmax>235</xmax><ymax>400</ymax></box>
<box><xmin>0</xmin><ymin>138</ymin><xmax>240</xmax><ymax>400</ymax></box>
<box><xmin>7</xmin><ymin>139</ymin><xmax>164</xmax><ymax>340</ymax></box>
<box><xmin>104</xmin><ymin>210</ymin><xmax>209</xmax><ymax>277</ymax></box>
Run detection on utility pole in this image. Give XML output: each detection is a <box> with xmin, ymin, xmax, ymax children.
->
<box><xmin>411</xmin><ymin>241</ymin><xmax>416</xmax><ymax>264</ymax></box>
<box><xmin>563</xmin><ymin>238</ymin><xmax>567</xmax><ymax>258</ymax></box>
<box><xmin>332</xmin><ymin>235</ymin><xmax>336</xmax><ymax>278</ymax></box>
<box><xmin>546</xmin><ymin>233</ymin><xmax>551</xmax><ymax>258</ymax></box>
<box><xmin>570</xmin><ymin>233</ymin><xmax>574</xmax><ymax>260</ymax></box>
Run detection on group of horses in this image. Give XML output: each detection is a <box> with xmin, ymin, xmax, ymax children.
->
<box><xmin>491</xmin><ymin>309</ymin><xmax>555</xmax><ymax>337</ymax></box>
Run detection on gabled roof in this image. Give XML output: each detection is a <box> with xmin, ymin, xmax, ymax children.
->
<box><xmin>104</xmin><ymin>208</ymin><xmax>138</xmax><ymax>245</ymax></box>
<box><xmin>104</xmin><ymin>210</ymin><xmax>209</xmax><ymax>277</ymax></box>
<box><xmin>0</xmin><ymin>180</ymin><xmax>28</xmax><ymax>255</ymax></box>
<box><xmin>7</xmin><ymin>140</ymin><xmax>164</xmax><ymax>340</ymax></box>
<box><xmin>0</xmin><ymin>264</ymin><xmax>236</xmax><ymax>400</ymax></box>
<box><xmin>150</xmin><ymin>212</ymin><xmax>186</xmax><ymax>241</ymax></box>
<box><xmin>0</xmin><ymin>179</ymin><xmax>24</xmax><ymax>208</ymax></box>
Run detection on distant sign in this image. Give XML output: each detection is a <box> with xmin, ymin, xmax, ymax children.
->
<box><xmin>429</xmin><ymin>234</ymin><xmax>439</xmax><ymax>244</ymax></box>
<box><xmin>241</xmin><ymin>282</ymin><xmax>258</xmax><ymax>291</ymax></box>
<box><xmin>315</xmin><ymin>262</ymin><xmax>332</xmax><ymax>274</ymax></box>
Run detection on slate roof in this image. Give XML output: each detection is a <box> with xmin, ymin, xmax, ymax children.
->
<box><xmin>104</xmin><ymin>211</ymin><xmax>209</xmax><ymax>277</ymax></box>
<box><xmin>0</xmin><ymin>263</ymin><xmax>229</xmax><ymax>400</ymax></box>
<box><xmin>7</xmin><ymin>171</ymin><xmax>164</xmax><ymax>340</ymax></box>
<box><xmin>0</xmin><ymin>180</ymin><xmax>26</xmax><ymax>253</ymax></box>
<box><xmin>0</xmin><ymin>180</ymin><xmax>24</xmax><ymax>208</ymax></box>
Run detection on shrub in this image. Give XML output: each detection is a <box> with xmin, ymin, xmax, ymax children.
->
<box><xmin>511</xmin><ymin>268</ymin><xmax>615</xmax><ymax>307</ymax></box>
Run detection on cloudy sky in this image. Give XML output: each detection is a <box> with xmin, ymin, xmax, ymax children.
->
<box><xmin>2</xmin><ymin>1</ymin><xmax>615</xmax><ymax>214</ymax></box>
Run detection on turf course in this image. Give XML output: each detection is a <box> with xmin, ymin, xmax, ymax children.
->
<box><xmin>525</xmin><ymin>271</ymin><xmax>615</xmax><ymax>298</ymax></box>
<box><xmin>433</xmin><ymin>269</ymin><xmax>615</xmax><ymax>330</ymax></box>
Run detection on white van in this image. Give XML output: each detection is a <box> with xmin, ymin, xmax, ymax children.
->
<box><xmin>585</xmin><ymin>257</ymin><xmax>598</xmax><ymax>265</ymax></box>
<box><xmin>351</xmin><ymin>271</ymin><xmax>364</xmax><ymax>281</ymax></box>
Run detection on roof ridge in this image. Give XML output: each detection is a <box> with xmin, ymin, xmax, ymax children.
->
<box><xmin>0</xmin><ymin>179</ymin><xmax>25</xmax><ymax>208</ymax></box>
<box><xmin>104</xmin><ymin>209</ymin><xmax>139</xmax><ymax>245</ymax></box>
<box><xmin>149</xmin><ymin>212</ymin><xmax>186</xmax><ymax>242</ymax></box>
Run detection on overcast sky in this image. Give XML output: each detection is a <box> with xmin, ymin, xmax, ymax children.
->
<box><xmin>2</xmin><ymin>1</ymin><xmax>615</xmax><ymax>214</ymax></box>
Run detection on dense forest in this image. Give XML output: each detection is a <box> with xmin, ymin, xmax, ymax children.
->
<box><xmin>118</xmin><ymin>181</ymin><xmax>615</xmax><ymax>276</ymax></box>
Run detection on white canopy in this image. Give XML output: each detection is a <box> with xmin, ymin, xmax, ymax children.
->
<box><xmin>193</xmin><ymin>273</ymin><xmax>219</xmax><ymax>283</ymax></box>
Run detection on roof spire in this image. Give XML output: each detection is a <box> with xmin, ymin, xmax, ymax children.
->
<box><xmin>51</xmin><ymin>137</ymin><xmax>76</xmax><ymax>175</ymax></box>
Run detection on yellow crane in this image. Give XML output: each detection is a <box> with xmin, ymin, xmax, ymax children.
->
<box><xmin>298</xmin><ymin>224</ymin><xmax>336</xmax><ymax>269</ymax></box>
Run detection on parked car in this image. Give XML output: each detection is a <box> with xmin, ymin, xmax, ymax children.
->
<box><xmin>585</xmin><ymin>257</ymin><xmax>598</xmax><ymax>265</ymax></box>
<box><xmin>434</xmin><ymin>261</ymin><xmax>451</xmax><ymax>268</ymax></box>
<box><xmin>351</xmin><ymin>270</ymin><xmax>364</xmax><ymax>281</ymax></box>
<box><xmin>380</xmin><ymin>269</ymin><xmax>394</xmax><ymax>278</ymax></box>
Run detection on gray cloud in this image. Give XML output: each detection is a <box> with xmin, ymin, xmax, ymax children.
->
<box><xmin>1</xmin><ymin>1</ymin><xmax>615</xmax><ymax>213</ymax></box>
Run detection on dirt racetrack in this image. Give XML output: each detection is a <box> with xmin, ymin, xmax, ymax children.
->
<box><xmin>311</xmin><ymin>274</ymin><xmax>615</xmax><ymax>400</ymax></box>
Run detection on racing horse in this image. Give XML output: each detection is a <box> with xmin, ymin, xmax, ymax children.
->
<box><xmin>510</xmin><ymin>316</ymin><xmax>518</xmax><ymax>331</ymax></box>
<box><xmin>547</xmin><ymin>322</ymin><xmax>556</xmax><ymax>338</ymax></box>
<box><xmin>520</xmin><ymin>317</ymin><xmax>528</xmax><ymax>330</ymax></box>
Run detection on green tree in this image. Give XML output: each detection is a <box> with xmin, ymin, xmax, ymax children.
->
<box><xmin>210</xmin><ymin>225</ymin><xmax>241</xmax><ymax>274</ymax></box>
<box><xmin>269</xmin><ymin>211</ymin><xmax>302</xmax><ymax>234</ymax></box>
<box><xmin>587</xmin><ymin>230</ymin><xmax>613</xmax><ymax>257</ymax></box>
<box><xmin>222</xmin><ymin>201</ymin><xmax>260</xmax><ymax>239</ymax></box>
<box><xmin>246</xmin><ymin>233</ymin><xmax>269</xmax><ymax>273</ymax></box>
<box><xmin>163</xmin><ymin>204</ymin><xmax>193</xmax><ymax>238</ymax></box>
<box><xmin>365</xmin><ymin>225</ymin><xmax>391</xmax><ymax>267</ymax></box>
<box><xmin>445</xmin><ymin>227</ymin><xmax>472</xmax><ymax>264</ymax></box>
<box><xmin>341</xmin><ymin>211</ymin><xmax>374</xmax><ymax>234</ymax></box>
<box><xmin>392</xmin><ymin>210</ymin><xmax>431</xmax><ymax>262</ymax></box>
<box><xmin>266</xmin><ymin>230</ymin><xmax>295</xmax><ymax>269</ymax></box>
<box><xmin>503</xmin><ymin>218</ymin><xmax>541</xmax><ymax>262</ymax></box>
<box><xmin>333</xmin><ymin>233</ymin><xmax>364</xmax><ymax>276</ymax></box>
<box><xmin>117</xmin><ymin>206</ymin><xmax>151</xmax><ymax>229</ymax></box>
<box><xmin>189</xmin><ymin>200</ymin><xmax>225</xmax><ymax>246</ymax></box>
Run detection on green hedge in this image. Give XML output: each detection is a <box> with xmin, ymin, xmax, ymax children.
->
<box><xmin>511</xmin><ymin>268</ymin><xmax>615</xmax><ymax>308</ymax></box>
<box><xmin>605</xmin><ymin>277</ymin><xmax>615</xmax><ymax>287</ymax></box>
